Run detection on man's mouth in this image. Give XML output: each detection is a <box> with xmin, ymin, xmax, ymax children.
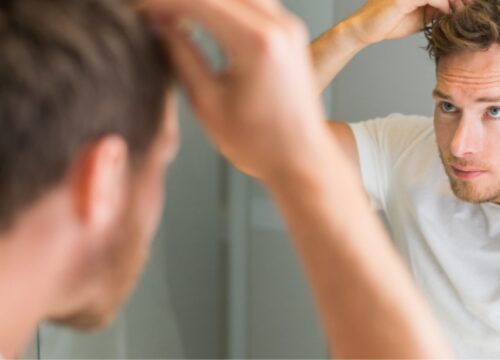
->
<box><xmin>450</xmin><ymin>165</ymin><xmax>487</xmax><ymax>180</ymax></box>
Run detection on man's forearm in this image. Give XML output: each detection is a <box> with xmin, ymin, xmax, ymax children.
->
<box><xmin>311</xmin><ymin>20</ymin><xmax>368</xmax><ymax>94</ymax></box>
<box><xmin>265</xmin><ymin>138</ymin><xmax>452</xmax><ymax>358</ymax></box>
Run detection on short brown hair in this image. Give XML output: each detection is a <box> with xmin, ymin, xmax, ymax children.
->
<box><xmin>425</xmin><ymin>0</ymin><xmax>500</xmax><ymax>63</ymax></box>
<box><xmin>0</xmin><ymin>0</ymin><xmax>171</xmax><ymax>230</ymax></box>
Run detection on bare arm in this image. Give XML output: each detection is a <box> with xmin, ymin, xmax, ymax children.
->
<box><xmin>267</xmin><ymin>134</ymin><xmax>450</xmax><ymax>358</ymax></box>
<box><xmin>311</xmin><ymin>20</ymin><xmax>367</xmax><ymax>94</ymax></box>
<box><xmin>314</xmin><ymin>0</ymin><xmax>470</xmax><ymax>180</ymax></box>
<box><xmin>327</xmin><ymin>121</ymin><xmax>361</xmax><ymax>177</ymax></box>
<box><xmin>311</xmin><ymin>0</ymin><xmax>468</xmax><ymax>94</ymax></box>
<box><xmin>140</xmin><ymin>0</ymin><xmax>451</xmax><ymax>357</ymax></box>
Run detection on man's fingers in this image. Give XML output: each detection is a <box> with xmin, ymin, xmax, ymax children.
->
<box><xmin>427</xmin><ymin>0</ymin><xmax>451</xmax><ymax>14</ymax></box>
<box><xmin>236</xmin><ymin>0</ymin><xmax>283</xmax><ymax>17</ymax></box>
<box><xmin>161</xmin><ymin>24</ymin><xmax>218</xmax><ymax>114</ymax></box>
<box><xmin>424</xmin><ymin>0</ymin><xmax>472</xmax><ymax>23</ymax></box>
<box><xmin>450</xmin><ymin>0</ymin><xmax>465</xmax><ymax>11</ymax></box>
<box><xmin>139</xmin><ymin>0</ymin><xmax>276</xmax><ymax>62</ymax></box>
<box><xmin>424</xmin><ymin>5</ymin><xmax>442</xmax><ymax>23</ymax></box>
<box><xmin>449</xmin><ymin>0</ymin><xmax>473</xmax><ymax>12</ymax></box>
<box><xmin>427</xmin><ymin>0</ymin><xmax>474</xmax><ymax>14</ymax></box>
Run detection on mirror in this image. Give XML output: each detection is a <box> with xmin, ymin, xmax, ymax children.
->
<box><xmin>28</xmin><ymin>0</ymin><xmax>439</xmax><ymax>359</ymax></box>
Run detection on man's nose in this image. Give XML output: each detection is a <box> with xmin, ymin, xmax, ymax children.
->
<box><xmin>450</xmin><ymin>117</ymin><xmax>482</xmax><ymax>158</ymax></box>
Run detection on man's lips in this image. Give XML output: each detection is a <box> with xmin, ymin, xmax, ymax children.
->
<box><xmin>450</xmin><ymin>165</ymin><xmax>487</xmax><ymax>180</ymax></box>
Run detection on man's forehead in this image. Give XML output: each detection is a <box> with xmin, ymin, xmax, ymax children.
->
<box><xmin>437</xmin><ymin>44</ymin><xmax>500</xmax><ymax>88</ymax></box>
<box><xmin>432</xmin><ymin>87</ymin><xmax>500</xmax><ymax>103</ymax></box>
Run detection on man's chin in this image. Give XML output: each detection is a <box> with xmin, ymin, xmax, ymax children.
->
<box><xmin>449</xmin><ymin>178</ymin><xmax>500</xmax><ymax>204</ymax></box>
<box><xmin>49</xmin><ymin>307</ymin><xmax>118</xmax><ymax>332</ymax></box>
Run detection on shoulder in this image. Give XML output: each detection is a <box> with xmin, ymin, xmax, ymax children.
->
<box><xmin>349</xmin><ymin>113</ymin><xmax>434</xmax><ymax>164</ymax></box>
<box><xmin>349</xmin><ymin>113</ymin><xmax>433</xmax><ymax>143</ymax></box>
<box><xmin>345</xmin><ymin>114</ymin><xmax>435</xmax><ymax>210</ymax></box>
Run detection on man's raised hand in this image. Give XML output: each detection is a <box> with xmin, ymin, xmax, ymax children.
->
<box><xmin>139</xmin><ymin>0</ymin><xmax>330</xmax><ymax>183</ymax></box>
<box><xmin>346</xmin><ymin>0</ymin><xmax>473</xmax><ymax>46</ymax></box>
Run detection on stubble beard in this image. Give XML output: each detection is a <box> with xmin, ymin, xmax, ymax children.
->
<box><xmin>439</xmin><ymin>149</ymin><xmax>500</xmax><ymax>204</ymax></box>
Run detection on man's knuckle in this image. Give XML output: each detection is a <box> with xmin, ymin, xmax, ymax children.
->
<box><xmin>284</xmin><ymin>16</ymin><xmax>309</xmax><ymax>42</ymax></box>
<box><xmin>252</xmin><ymin>26</ymin><xmax>285</xmax><ymax>55</ymax></box>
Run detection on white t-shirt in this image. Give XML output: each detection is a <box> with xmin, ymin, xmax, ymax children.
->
<box><xmin>350</xmin><ymin>114</ymin><xmax>500</xmax><ymax>358</ymax></box>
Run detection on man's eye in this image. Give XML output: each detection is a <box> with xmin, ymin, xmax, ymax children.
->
<box><xmin>488</xmin><ymin>107</ymin><xmax>500</xmax><ymax>119</ymax></box>
<box><xmin>440</xmin><ymin>102</ymin><xmax>457</xmax><ymax>113</ymax></box>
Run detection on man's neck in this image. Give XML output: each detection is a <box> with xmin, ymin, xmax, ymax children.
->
<box><xmin>0</xmin><ymin>195</ymin><xmax>78</xmax><ymax>358</ymax></box>
<box><xmin>0</xmin><ymin>243</ymin><xmax>52</xmax><ymax>357</ymax></box>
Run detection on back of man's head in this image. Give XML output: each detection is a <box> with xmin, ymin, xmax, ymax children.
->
<box><xmin>426</xmin><ymin>0</ymin><xmax>500</xmax><ymax>63</ymax></box>
<box><xmin>0</xmin><ymin>0</ymin><xmax>171</xmax><ymax>230</ymax></box>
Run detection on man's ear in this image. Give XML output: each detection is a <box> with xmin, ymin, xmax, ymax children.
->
<box><xmin>71</xmin><ymin>136</ymin><xmax>130</xmax><ymax>237</ymax></box>
<box><xmin>157</xmin><ymin>92</ymin><xmax>180</xmax><ymax>165</ymax></box>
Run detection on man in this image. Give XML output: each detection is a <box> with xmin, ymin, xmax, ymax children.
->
<box><xmin>312</xmin><ymin>0</ymin><xmax>500</xmax><ymax>357</ymax></box>
<box><xmin>0</xmin><ymin>0</ymin><xmax>450</xmax><ymax>358</ymax></box>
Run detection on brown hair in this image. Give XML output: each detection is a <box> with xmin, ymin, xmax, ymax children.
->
<box><xmin>425</xmin><ymin>0</ymin><xmax>500</xmax><ymax>63</ymax></box>
<box><xmin>0</xmin><ymin>0</ymin><xmax>171</xmax><ymax>230</ymax></box>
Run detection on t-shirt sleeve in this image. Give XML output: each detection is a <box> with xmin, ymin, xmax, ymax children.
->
<box><xmin>349</xmin><ymin>113</ymin><xmax>433</xmax><ymax>210</ymax></box>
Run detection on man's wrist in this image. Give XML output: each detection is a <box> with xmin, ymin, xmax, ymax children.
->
<box><xmin>261</xmin><ymin>128</ymin><xmax>326</xmax><ymax>184</ymax></box>
<box><xmin>263</xmin><ymin>131</ymin><xmax>357</xmax><ymax>201</ymax></box>
<box><xmin>329</xmin><ymin>18</ymin><xmax>371</xmax><ymax>53</ymax></box>
<box><xmin>262</xmin><ymin>129</ymin><xmax>377</xmax><ymax>248</ymax></box>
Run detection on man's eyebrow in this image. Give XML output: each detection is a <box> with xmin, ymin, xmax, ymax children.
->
<box><xmin>476</xmin><ymin>96</ymin><xmax>500</xmax><ymax>103</ymax></box>
<box><xmin>432</xmin><ymin>89</ymin><xmax>500</xmax><ymax>103</ymax></box>
<box><xmin>432</xmin><ymin>89</ymin><xmax>452</xmax><ymax>100</ymax></box>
